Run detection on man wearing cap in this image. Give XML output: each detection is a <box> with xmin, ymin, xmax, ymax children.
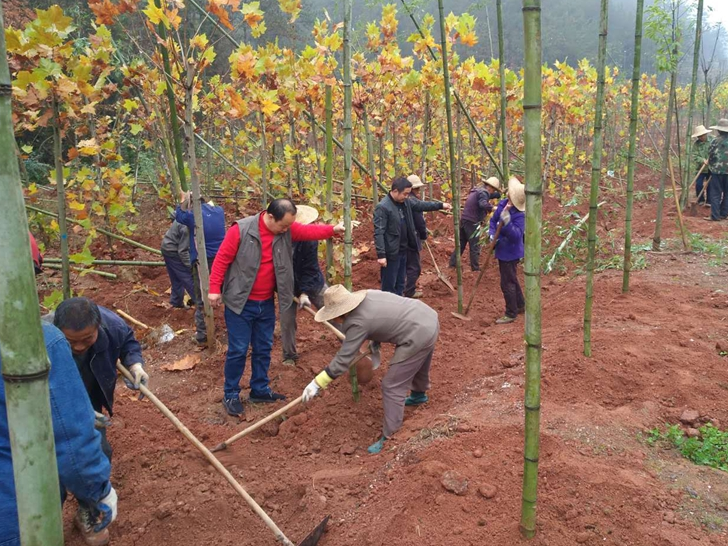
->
<box><xmin>404</xmin><ymin>174</ymin><xmax>428</xmax><ymax>298</ymax></box>
<box><xmin>707</xmin><ymin>119</ymin><xmax>728</xmax><ymax>221</ymax></box>
<box><xmin>449</xmin><ymin>177</ymin><xmax>502</xmax><ymax>272</ymax></box>
<box><xmin>374</xmin><ymin>177</ymin><xmax>451</xmax><ymax>296</ymax></box>
<box><xmin>300</xmin><ymin>285</ymin><xmax>440</xmax><ymax>454</ymax></box>
<box><xmin>691</xmin><ymin>125</ymin><xmax>713</xmax><ymax>206</ymax></box>
<box><xmin>208</xmin><ymin>199</ymin><xmax>349</xmax><ymax>417</ymax></box>
<box><xmin>280</xmin><ymin>205</ymin><xmax>329</xmax><ymax>366</ymax></box>
<box><xmin>490</xmin><ymin>177</ymin><xmax>526</xmax><ymax>324</ymax></box>
<box><xmin>175</xmin><ymin>190</ymin><xmax>226</xmax><ymax>344</ymax></box>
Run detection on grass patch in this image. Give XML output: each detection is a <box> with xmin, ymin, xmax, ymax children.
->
<box><xmin>647</xmin><ymin>424</ymin><xmax>728</xmax><ymax>472</ymax></box>
<box><xmin>688</xmin><ymin>232</ymin><xmax>728</xmax><ymax>266</ymax></box>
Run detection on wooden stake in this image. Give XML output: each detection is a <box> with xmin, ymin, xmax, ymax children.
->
<box><xmin>669</xmin><ymin>156</ymin><xmax>690</xmax><ymax>250</ymax></box>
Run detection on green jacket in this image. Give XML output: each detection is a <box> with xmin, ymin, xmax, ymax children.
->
<box><xmin>693</xmin><ymin>138</ymin><xmax>712</xmax><ymax>174</ymax></box>
<box><xmin>708</xmin><ymin>133</ymin><xmax>728</xmax><ymax>175</ymax></box>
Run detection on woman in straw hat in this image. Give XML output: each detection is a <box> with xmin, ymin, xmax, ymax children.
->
<box><xmin>300</xmin><ymin>285</ymin><xmax>440</xmax><ymax>454</ymax></box>
<box><xmin>489</xmin><ymin>177</ymin><xmax>526</xmax><ymax>324</ymax></box>
<box><xmin>707</xmin><ymin>119</ymin><xmax>728</xmax><ymax>221</ymax></box>
<box><xmin>279</xmin><ymin>205</ymin><xmax>331</xmax><ymax>366</ymax></box>
<box><xmin>691</xmin><ymin>125</ymin><xmax>712</xmax><ymax>206</ymax></box>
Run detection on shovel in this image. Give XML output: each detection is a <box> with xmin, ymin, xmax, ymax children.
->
<box><xmin>116</xmin><ymin>309</ymin><xmax>175</xmax><ymax>345</ymax></box>
<box><xmin>210</xmin><ymin>349</ymin><xmax>373</xmax><ymax>453</ymax></box>
<box><xmin>424</xmin><ymin>240</ymin><xmax>455</xmax><ymax>292</ymax></box>
<box><xmin>116</xmin><ymin>362</ymin><xmax>329</xmax><ymax>546</ymax></box>
<box><xmin>451</xmin><ymin>222</ymin><xmax>502</xmax><ymax>321</ymax></box>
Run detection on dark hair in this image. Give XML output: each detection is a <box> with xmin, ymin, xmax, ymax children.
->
<box><xmin>391</xmin><ymin>177</ymin><xmax>413</xmax><ymax>193</ymax></box>
<box><xmin>53</xmin><ymin>297</ymin><xmax>102</xmax><ymax>332</ymax></box>
<box><xmin>267</xmin><ymin>198</ymin><xmax>297</xmax><ymax>221</ymax></box>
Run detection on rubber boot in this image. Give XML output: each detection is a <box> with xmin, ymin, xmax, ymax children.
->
<box><xmin>405</xmin><ymin>391</ymin><xmax>428</xmax><ymax>406</ymax></box>
<box><xmin>367</xmin><ymin>436</ymin><xmax>388</xmax><ymax>454</ymax></box>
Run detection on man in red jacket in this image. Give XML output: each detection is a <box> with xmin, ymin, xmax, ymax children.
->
<box><xmin>209</xmin><ymin>199</ymin><xmax>349</xmax><ymax>416</ymax></box>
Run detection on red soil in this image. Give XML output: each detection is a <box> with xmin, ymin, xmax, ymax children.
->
<box><xmin>38</xmin><ymin>175</ymin><xmax>728</xmax><ymax>546</ymax></box>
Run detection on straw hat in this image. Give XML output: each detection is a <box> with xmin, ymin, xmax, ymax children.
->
<box><xmin>407</xmin><ymin>174</ymin><xmax>425</xmax><ymax>189</ymax></box>
<box><xmin>314</xmin><ymin>285</ymin><xmax>368</xmax><ymax>323</ymax></box>
<box><xmin>709</xmin><ymin>119</ymin><xmax>728</xmax><ymax>133</ymax></box>
<box><xmin>295</xmin><ymin>205</ymin><xmax>319</xmax><ymax>225</ymax></box>
<box><xmin>692</xmin><ymin>125</ymin><xmax>712</xmax><ymax>139</ymax></box>
<box><xmin>484</xmin><ymin>176</ymin><xmax>502</xmax><ymax>192</ymax></box>
<box><xmin>508</xmin><ymin>176</ymin><xmax>526</xmax><ymax>212</ymax></box>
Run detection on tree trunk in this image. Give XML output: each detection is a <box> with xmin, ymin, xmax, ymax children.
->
<box><xmin>583</xmin><ymin>0</ymin><xmax>609</xmax><ymax>357</ymax></box>
<box><xmin>497</xmin><ymin>0</ymin><xmax>509</xmax><ymax>181</ymax></box>
<box><xmin>438</xmin><ymin>0</ymin><xmax>463</xmax><ymax>313</ymax></box>
<box><xmin>0</xmin><ymin>4</ymin><xmax>64</xmax><ymax>539</ymax></box>
<box><xmin>520</xmin><ymin>0</ymin><xmax>543</xmax><ymax>538</ymax></box>
<box><xmin>622</xmin><ymin>0</ymin><xmax>645</xmax><ymax>293</ymax></box>
<box><xmin>52</xmin><ymin>96</ymin><xmax>70</xmax><ymax>299</ymax></box>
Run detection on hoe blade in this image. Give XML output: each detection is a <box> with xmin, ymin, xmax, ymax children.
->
<box><xmin>297</xmin><ymin>516</ymin><xmax>330</xmax><ymax>546</ymax></box>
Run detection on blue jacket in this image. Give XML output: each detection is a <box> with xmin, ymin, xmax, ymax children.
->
<box><xmin>175</xmin><ymin>202</ymin><xmax>226</xmax><ymax>262</ymax></box>
<box><xmin>489</xmin><ymin>199</ymin><xmax>525</xmax><ymax>262</ymax></box>
<box><xmin>72</xmin><ymin>306</ymin><xmax>144</xmax><ymax>416</ymax></box>
<box><xmin>293</xmin><ymin>240</ymin><xmax>325</xmax><ymax>297</ymax></box>
<box><xmin>1</xmin><ymin>324</ymin><xmax>111</xmax><ymax>546</ymax></box>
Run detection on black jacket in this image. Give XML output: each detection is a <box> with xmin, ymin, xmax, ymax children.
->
<box><xmin>408</xmin><ymin>196</ymin><xmax>428</xmax><ymax>251</ymax></box>
<box><xmin>293</xmin><ymin>240</ymin><xmax>325</xmax><ymax>296</ymax></box>
<box><xmin>374</xmin><ymin>194</ymin><xmax>443</xmax><ymax>259</ymax></box>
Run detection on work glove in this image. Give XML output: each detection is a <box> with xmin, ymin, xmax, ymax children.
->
<box><xmin>297</xmin><ymin>293</ymin><xmax>311</xmax><ymax>310</ymax></box>
<box><xmin>368</xmin><ymin>341</ymin><xmax>381</xmax><ymax>370</ymax></box>
<box><xmin>302</xmin><ymin>371</ymin><xmax>334</xmax><ymax>402</ymax></box>
<box><xmin>489</xmin><ymin>190</ymin><xmax>502</xmax><ymax>201</ymax></box>
<box><xmin>94</xmin><ymin>485</ymin><xmax>118</xmax><ymax>532</ymax></box>
<box><xmin>94</xmin><ymin>411</ymin><xmax>111</xmax><ymax>430</ymax></box>
<box><xmin>124</xmin><ymin>363</ymin><xmax>149</xmax><ymax>400</ymax></box>
<box><xmin>500</xmin><ymin>208</ymin><xmax>511</xmax><ymax>227</ymax></box>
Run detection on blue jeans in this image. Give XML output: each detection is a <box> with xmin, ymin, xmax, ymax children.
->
<box><xmin>380</xmin><ymin>253</ymin><xmax>407</xmax><ymax>295</ymax></box>
<box><xmin>223</xmin><ymin>298</ymin><xmax>276</xmax><ymax>398</ymax></box>
<box><xmin>163</xmin><ymin>254</ymin><xmax>194</xmax><ymax>307</ymax></box>
<box><xmin>708</xmin><ymin>173</ymin><xmax>728</xmax><ymax>220</ymax></box>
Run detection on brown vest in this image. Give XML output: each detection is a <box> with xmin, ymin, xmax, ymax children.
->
<box><xmin>222</xmin><ymin>213</ymin><xmax>294</xmax><ymax>315</ymax></box>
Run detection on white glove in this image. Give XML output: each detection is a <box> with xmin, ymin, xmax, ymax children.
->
<box><xmin>369</xmin><ymin>341</ymin><xmax>381</xmax><ymax>370</ymax></box>
<box><xmin>297</xmin><ymin>293</ymin><xmax>311</xmax><ymax>310</ymax></box>
<box><xmin>500</xmin><ymin>208</ymin><xmax>511</xmax><ymax>227</ymax></box>
<box><xmin>94</xmin><ymin>411</ymin><xmax>110</xmax><ymax>430</ymax></box>
<box><xmin>94</xmin><ymin>485</ymin><xmax>118</xmax><ymax>532</ymax></box>
<box><xmin>302</xmin><ymin>379</ymin><xmax>321</xmax><ymax>403</ymax></box>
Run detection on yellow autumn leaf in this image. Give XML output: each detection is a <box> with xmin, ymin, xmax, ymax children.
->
<box><xmin>143</xmin><ymin>0</ymin><xmax>169</xmax><ymax>28</ymax></box>
<box><xmin>68</xmin><ymin>201</ymin><xmax>86</xmax><ymax>211</ymax></box>
<box><xmin>278</xmin><ymin>0</ymin><xmax>301</xmax><ymax>22</ymax></box>
<box><xmin>77</xmin><ymin>139</ymin><xmax>100</xmax><ymax>156</ymax></box>
<box><xmin>260</xmin><ymin>97</ymin><xmax>279</xmax><ymax>116</ymax></box>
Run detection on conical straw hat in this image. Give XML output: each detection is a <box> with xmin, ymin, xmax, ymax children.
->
<box><xmin>295</xmin><ymin>205</ymin><xmax>319</xmax><ymax>225</ymax></box>
<box><xmin>691</xmin><ymin>125</ymin><xmax>711</xmax><ymax>139</ymax></box>
<box><xmin>314</xmin><ymin>285</ymin><xmax>368</xmax><ymax>323</ymax></box>
<box><xmin>484</xmin><ymin>176</ymin><xmax>502</xmax><ymax>192</ymax></box>
<box><xmin>407</xmin><ymin>174</ymin><xmax>425</xmax><ymax>189</ymax></box>
<box><xmin>508</xmin><ymin>176</ymin><xmax>526</xmax><ymax>212</ymax></box>
<box><xmin>709</xmin><ymin>119</ymin><xmax>728</xmax><ymax>133</ymax></box>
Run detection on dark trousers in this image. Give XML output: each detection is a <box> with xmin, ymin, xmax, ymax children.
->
<box><xmin>498</xmin><ymin>259</ymin><xmax>524</xmax><ymax>318</ymax></box>
<box><xmin>381</xmin><ymin>253</ymin><xmax>407</xmax><ymax>295</ymax></box>
<box><xmin>163</xmin><ymin>253</ymin><xmax>195</xmax><ymax>307</ymax></box>
<box><xmin>404</xmin><ymin>247</ymin><xmax>422</xmax><ymax>297</ymax></box>
<box><xmin>223</xmin><ymin>298</ymin><xmax>276</xmax><ymax>398</ymax></box>
<box><xmin>99</xmin><ymin>427</ymin><xmax>112</xmax><ymax>461</ymax></box>
<box><xmin>696</xmin><ymin>173</ymin><xmax>710</xmax><ymax>204</ymax></box>
<box><xmin>708</xmin><ymin>174</ymin><xmax>728</xmax><ymax>220</ymax></box>
<box><xmin>449</xmin><ymin>220</ymin><xmax>481</xmax><ymax>270</ymax></box>
<box><xmin>192</xmin><ymin>257</ymin><xmax>214</xmax><ymax>341</ymax></box>
<box><xmin>280</xmin><ymin>284</ymin><xmax>328</xmax><ymax>360</ymax></box>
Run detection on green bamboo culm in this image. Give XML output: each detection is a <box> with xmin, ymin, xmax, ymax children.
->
<box><xmin>497</xmin><ymin>0</ymin><xmax>509</xmax><ymax>181</ymax></box>
<box><xmin>259</xmin><ymin>111</ymin><xmax>269</xmax><ymax>208</ymax></box>
<box><xmin>682</xmin><ymin>0</ymin><xmax>704</xmax><ymax>206</ymax></box>
<box><xmin>438</xmin><ymin>0</ymin><xmax>463</xmax><ymax>313</ymax></box>
<box><xmin>343</xmin><ymin>0</ymin><xmax>359</xmax><ymax>402</ymax></box>
<box><xmin>51</xmin><ymin>96</ymin><xmax>70</xmax><ymax>299</ymax></box>
<box><xmin>421</xmin><ymin>90</ymin><xmax>432</xmax><ymax>198</ymax></box>
<box><xmin>583</xmin><ymin>0</ymin><xmax>610</xmax><ymax>358</ymax></box>
<box><xmin>520</xmin><ymin>0</ymin><xmax>543</xmax><ymax>538</ymax></box>
<box><xmin>324</xmin><ymin>85</ymin><xmax>334</xmax><ymax>282</ymax></box>
<box><xmin>154</xmin><ymin>0</ymin><xmax>187</xmax><ymax>191</ymax></box>
<box><xmin>622</xmin><ymin>0</ymin><xmax>645</xmax><ymax>293</ymax></box>
<box><xmin>0</xmin><ymin>1</ymin><xmax>64</xmax><ymax>542</ymax></box>
<box><xmin>361</xmin><ymin>103</ymin><xmax>378</xmax><ymax>205</ymax></box>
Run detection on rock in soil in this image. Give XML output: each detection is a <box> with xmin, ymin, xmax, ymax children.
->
<box><xmin>663</xmin><ymin>511</ymin><xmax>676</xmax><ymax>524</ymax></box>
<box><xmin>472</xmin><ymin>448</ymin><xmax>483</xmax><ymax>458</ymax></box>
<box><xmin>575</xmin><ymin>531</ymin><xmax>591</xmax><ymax>544</ymax></box>
<box><xmin>477</xmin><ymin>484</ymin><xmax>497</xmax><ymax>499</ymax></box>
<box><xmin>686</xmin><ymin>427</ymin><xmax>700</xmax><ymax>438</ymax></box>
<box><xmin>341</xmin><ymin>444</ymin><xmax>357</xmax><ymax>455</ymax></box>
<box><xmin>154</xmin><ymin>500</ymin><xmax>175</xmax><ymax>520</ymax></box>
<box><xmin>441</xmin><ymin>470</ymin><xmax>468</xmax><ymax>496</ymax></box>
<box><xmin>679</xmin><ymin>409</ymin><xmax>700</xmax><ymax>425</ymax></box>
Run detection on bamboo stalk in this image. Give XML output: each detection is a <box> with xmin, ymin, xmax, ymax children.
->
<box><xmin>51</xmin><ymin>96</ymin><xmax>70</xmax><ymax>300</ymax></box>
<box><xmin>25</xmin><ymin>205</ymin><xmax>163</xmax><ymax>255</ymax></box>
<box><xmin>497</xmin><ymin>0</ymin><xmax>509</xmax><ymax>181</ymax></box>
<box><xmin>583</xmin><ymin>0</ymin><xmax>609</xmax><ymax>358</ymax></box>
<box><xmin>438</xmin><ymin>0</ymin><xmax>463</xmax><ymax>314</ymax></box>
<box><xmin>683</xmin><ymin>0</ymin><xmax>704</xmax><ymax>203</ymax></box>
<box><xmin>324</xmin><ymin>85</ymin><xmax>334</xmax><ymax>282</ymax></box>
<box><xmin>361</xmin><ymin>103</ymin><xmax>378</xmax><ymax>206</ymax></box>
<box><xmin>669</xmin><ymin>157</ymin><xmax>689</xmax><ymax>250</ymax></box>
<box><xmin>520</xmin><ymin>0</ymin><xmax>543</xmax><ymax>538</ymax></box>
<box><xmin>622</xmin><ymin>0</ymin><xmax>645</xmax><ymax>293</ymax></box>
<box><xmin>44</xmin><ymin>259</ymin><xmax>165</xmax><ymax>267</ymax></box>
<box><xmin>0</xmin><ymin>6</ymin><xmax>64</xmax><ymax>539</ymax></box>
<box><xmin>259</xmin><ymin>112</ymin><xmax>269</xmax><ymax>209</ymax></box>
<box><xmin>43</xmin><ymin>264</ymin><xmax>118</xmax><ymax>279</ymax></box>
<box><xmin>422</xmin><ymin>90</ymin><xmax>432</xmax><ymax>198</ymax></box>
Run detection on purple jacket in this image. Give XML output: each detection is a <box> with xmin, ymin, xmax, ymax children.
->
<box><xmin>489</xmin><ymin>199</ymin><xmax>525</xmax><ymax>262</ymax></box>
<box><xmin>462</xmin><ymin>187</ymin><xmax>495</xmax><ymax>224</ymax></box>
